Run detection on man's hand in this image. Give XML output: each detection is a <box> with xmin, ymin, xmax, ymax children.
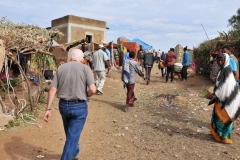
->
<box><xmin>44</xmin><ymin>110</ymin><xmax>51</xmax><ymax>122</ymax></box>
<box><xmin>233</xmin><ymin>72</ymin><xmax>238</xmax><ymax>81</ymax></box>
<box><xmin>44</xmin><ymin>87</ymin><xmax>57</xmax><ymax>122</ymax></box>
<box><xmin>210</xmin><ymin>93</ymin><xmax>216</xmax><ymax>100</ymax></box>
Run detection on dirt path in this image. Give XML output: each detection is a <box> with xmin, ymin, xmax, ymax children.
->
<box><xmin>0</xmin><ymin>64</ymin><xmax>239</xmax><ymax>160</ymax></box>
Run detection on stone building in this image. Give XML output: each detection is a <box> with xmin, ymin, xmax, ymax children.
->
<box><xmin>175</xmin><ymin>44</ymin><xmax>184</xmax><ymax>63</ymax></box>
<box><xmin>51</xmin><ymin>15</ymin><xmax>107</xmax><ymax>44</ymax></box>
<box><xmin>50</xmin><ymin>15</ymin><xmax>107</xmax><ymax>62</ymax></box>
<box><xmin>175</xmin><ymin>44</ymin><xmax>194</xmax><ymax>63</ymax></box>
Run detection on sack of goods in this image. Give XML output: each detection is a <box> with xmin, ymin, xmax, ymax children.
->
<box><xmin>174</xmin><ymin>63</ymin><xmax>183</xmax><ymax>72</ymax></box>
<box><xmin>159</xmin><ymin>60</ymin><xmax>164</xmax><ymax>68</ymax></box>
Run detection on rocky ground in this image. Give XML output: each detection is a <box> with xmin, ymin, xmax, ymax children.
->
<box><xmin>0</xmin><ymin>64</ymin><xmax>239</xmax><ymax>160</ymax></box>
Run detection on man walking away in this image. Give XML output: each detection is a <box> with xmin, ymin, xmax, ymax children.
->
<box><xmin>157</xmin><ymin>49</ymin><xmax>162</xmax><ymax>63</ymax></box>
<box><xmin>137</xmin><ymin>45</ymin><xmax>143</xmax><ymax>61</ymax></box>
<box><xmin>222</xmin><ymin>45</ymin><xmax>239</xmax><ymax>83</ymax></box>
<box><xmin>122</xmin><ymin>51</ymin><xmax>144</xmax><ymax>112</ymax></box>
<box><xmin>165</xmin><ymin>48</ymin><xmax>176</xmax><ymax>83</ymax></box>
<box><xmin>143</xmin><ymin>49</ymin><xmax>155</xmax><ymax>85</ymax></box>
<box><xmin>102</xmin><ymin>46</ymin><xmax>111</xmax><ymax>66</ymax></box>
<box><xmin>181</xmin><ymin>46</ymin><xmax>190</xmax><ymax>81</ymax></box>
<box><xmin>92</xmin><ymin>44</ymin><xmax>110</xmax><ymax>94</ymax></box>
<box><xmin>44</xmin><ymin>49</ymin><xmax>96</xmax><ymax>160</ymax></box>
<box><xmin>160</xmin><ymin>51</ymin><xmax>166</xmax><ymax>77</ymax></box>
<box><xmin>138</xmin><ymin>50</ymin><xmax>145</xmax><ymax>72</ymax></box>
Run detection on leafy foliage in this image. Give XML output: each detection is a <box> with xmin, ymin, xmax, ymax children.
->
<box><xmin>31</xmin><ymin>54</ymin><xmax>57</xmax><ymax>70</ymax></box>
<box><xmin>193</xmin><ymin>9</ymin><xmax>240</xmax><ymax>72</ymax></box>
<box><xmin>0</xmin><ymin>17</ymin><xmax>63</xmax><ymax>53</ymax></box>
<box><xmin>228</xmin><ymin>8</ymin><xmax>240</xmax><ymax>29</ymax></box>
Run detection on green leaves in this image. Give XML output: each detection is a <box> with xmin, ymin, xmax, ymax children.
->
<box><xmin>228</xmin><ymin>8</ymin><xmax>240</xmax><ymax>29</ymax></box>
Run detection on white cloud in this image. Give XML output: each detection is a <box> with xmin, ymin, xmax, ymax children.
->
<box><xmin>0</xmin><ymin>0</ymin><xmax>240</xmax><ymax>51</ymax></box>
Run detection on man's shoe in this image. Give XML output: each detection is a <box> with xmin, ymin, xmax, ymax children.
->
<box><xmin>124</xmin><ymin>106</ymin><xmax>129</xmax><ymax>112</ymax></box>
<box><xmin>98</xmin><ymin>89</ymin><xmax>104</xmax><ymax>94</ymax></box>
<box><xmin>171</xmin><ymin>81</ymin><xmax>175</xmax><ymax>83</ymax></box>
<box><xmin>72</xmin><ymin>152</ymin><xmax>80</xmax><ymax>160</ymax></box>
<box><xmin>95</xmin><ymin>90</ymin><xmax>100</xmax><ymax>95</ymax></box>
<box><xmin>146</xmin><ymin>80</ymin><xmax>150</xmax><ymax>85</ymax></box>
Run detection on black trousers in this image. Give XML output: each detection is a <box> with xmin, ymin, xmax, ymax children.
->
<box><xmin>181</xmin><ymin>66</ymin><xmax>188</xmax><ymax>80</ymax></box>
<box><xmin>166</xmin><ymin>65</ymin><xmax>174</xmax><ymax>82</ymax></box>
<box><xmin>160</xmin><ymin>68</ymin><xmax>165</xmax><ymax>77</ymax></box>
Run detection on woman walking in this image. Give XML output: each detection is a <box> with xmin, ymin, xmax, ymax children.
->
<box><xmin>210</xmin><ymin>53</ymin><xmax>240</xmax><ymax>144</ymax></box>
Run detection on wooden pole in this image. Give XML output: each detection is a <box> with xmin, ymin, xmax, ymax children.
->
<box><xmin>0</xmin><ymin>96</ymin><xmax>6</xmax><ymax>113</ymax></box>
<box><xmin>201</xmin><ymin>24</ymin><xmax>210</xmax><ymax>41</ymax></box>
<box><xmin>110</xmin><ymin>41</ymin><xmax>116</xmax><ymax>70</ymax></box>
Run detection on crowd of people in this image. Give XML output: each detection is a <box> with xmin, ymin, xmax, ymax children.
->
<box><xmin>43</xmin><ymin>44</ymin><xmax>240</xmax><ymax>159</ymax></box>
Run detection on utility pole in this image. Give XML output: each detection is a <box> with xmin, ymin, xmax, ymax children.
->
<box><xmin>201</xmin><ymin>24</ymin><xmax>210</xmax><ymax>41</ymax></box>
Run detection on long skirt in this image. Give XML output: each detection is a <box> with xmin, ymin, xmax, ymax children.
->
<box><xmin>210</xmin><ymin>102</ymin><xmax>235</xmax><ymax>144</ymax></box>
<box><xmin>126</xmin><ymin>84</ymin><xmax>137</xmax><ymax>107</ymax></box>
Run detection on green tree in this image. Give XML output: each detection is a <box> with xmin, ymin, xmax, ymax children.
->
<box><xmin>228</xmin><ymin>8</ymin><xmax>240</xmax><ymax>29</ymax></box>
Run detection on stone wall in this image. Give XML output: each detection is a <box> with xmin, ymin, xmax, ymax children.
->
<box><xmin>71</xmin><ymin>26</ymin><xmax>105</xmax><ymax>44</ymax></box>
<box><xmin>52</xmin><ymin>15</ymin><xmax>106</xmax><ymax>29</ymax></box>
<box><xmin>50</xmin><ymin>15</ymin><xmax>107</xmax><ymax>65</ymax></box>
<box><xmin>51</xmin><ymin>15</ymin><xmax>106</xmax><ymax>44</ymax></box>
<box><xmin>175</xmin><ymin>44</ymin><xmax>184</xmax><ymax>63</ymax></box>
<box><xmin>175</xmin><ymin>44</ymin><xmax>194</xmax><ymax>63</ymax></box>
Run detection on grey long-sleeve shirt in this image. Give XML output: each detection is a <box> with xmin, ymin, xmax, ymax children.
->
<box><xmin>122</xmin><ymin>58</ymin><xmax>144</xmax><ymax>85</ymax></box>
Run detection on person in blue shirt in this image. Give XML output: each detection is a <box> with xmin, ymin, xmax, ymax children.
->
<box><xmin>123</xmin><ymin>48</ymin><xmax>130</xmax><ymax>63</ymax></box>
<box><xmin>103</xmin><ymin>47</ymin><xmax>111</xmax><ymax>60</ymax></box>
<box><xmin>181</xmin><ymin>46</ymin><xmax>190</xmax><ymax>81</ymax></box>
<box><xmin>222</xmin><ymin>45</ymin><xmax>239</xmax><ymax>82</ymax></box>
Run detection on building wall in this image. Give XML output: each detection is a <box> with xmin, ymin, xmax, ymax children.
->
<box><xmin>52</xmin><ymin>15</ymin><xmax>106</xmax><ymax>28</ymax></box>
<box><xmin>189</xmin><ymin>50</ymin><xmax>194</xmax><ymax>63</ymax></box>
<box><xmin>55</xmin><ymin>26</ymin><xmax>68</xmax><ymax>44</ymax></box>
<box><xmin>175</xmin><ymin>44</ymin><xmax>184</xmax><ymax>63</ymax></box>
<box><xmin>51</xmin><ymin>15</ymin><xmax>106</xmax><ymax>44</ymax></box>
<box><xmin>175</xmin><ymin>44</ymin><xmax>194</xmax><ymax>64</ymax></box>
<box><xmin>71</xmin><ymin>26</ymin><xmax>105</xmax><ymax>44</ymax></box>
<box><xmin>51</xmin><ymin>15</ymin><xmax>107</xmax><ymax>64</ymax></box>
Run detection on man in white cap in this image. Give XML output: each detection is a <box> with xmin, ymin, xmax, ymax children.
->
<box><xmin>92</xmin><ymin>44</ymin><xmax>110</xmax><ymax>94</ymax></box>
<box><xmin>44</xmin><ymin>49</ymin><xmax>96</xmax><ymax>160</ymax></box>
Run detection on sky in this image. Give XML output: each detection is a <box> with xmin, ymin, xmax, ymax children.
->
<box><xmin>0</xmin><ymin>0</ymin><xmax>240</xmax><ymax>52</ymax></box>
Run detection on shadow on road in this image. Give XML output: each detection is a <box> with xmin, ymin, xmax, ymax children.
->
<box><xmin>4</xmin><ymin>136</ymin><xmax>61</xmax><ymax>160</ymax></box>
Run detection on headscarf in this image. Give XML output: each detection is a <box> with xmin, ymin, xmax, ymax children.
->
<box><xmin>216</xmin><ymin>53</ymin><xmax>229</xmax><ymax>83</ymax></box>
<box><xmin>214</xmin><ymin>53</ymin><xmax>240</xmax><ymax>121</ymax></box>
<box><xmin>217</xmin><ymin>53</ymin><xmax>229</xmax><ymax>68</ymax></box>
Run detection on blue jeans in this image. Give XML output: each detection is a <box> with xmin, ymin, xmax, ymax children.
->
<box><xmin>59</xmin><ymin>100</ymin><xmax>88</xmax><ymax>160</ymax></box>
<box><xmin>145</xmin><ymin>67</ymin><xmax>152</xmax><ymax>80</ymax></box>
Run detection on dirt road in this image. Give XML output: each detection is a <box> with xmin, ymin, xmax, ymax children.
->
<box><xmin>0</xmin><ymin>64</ymin><xmax>239</xmax><ymax>160</ymax></box>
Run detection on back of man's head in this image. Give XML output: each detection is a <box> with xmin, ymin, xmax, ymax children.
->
<box><xmin>70</xmin><ymin>49</ymin><xmax>84</xmax><ymax>62</ymax></box>
<box><xmin>129</xmin><ymin>51</ymin><xmax>135</xmax><ymax>58</ymax></box>
<box><xmin>183</xmin><ymin>46</ymin><xmax>188</xmax><ymax>52</ymax></box>
<box><xmin>170</xmin><ymin>48</ymin><xmax>175</xmax><ymax>52</ymax></box>
<box><xmin>81</xmin><ymin>44</ymin><xmax>89</xmax><ymax>52</ymax></box>
<box><xmin>222</xmin><ymin>45</ymin><xmax>231</xmax><ymax>51</ymax></box>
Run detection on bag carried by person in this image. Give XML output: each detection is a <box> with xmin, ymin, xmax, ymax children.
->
<box><xmin>159</xmin><ymin>60</ymin><xmax>164</xmax><ymax>69</ymax></box>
